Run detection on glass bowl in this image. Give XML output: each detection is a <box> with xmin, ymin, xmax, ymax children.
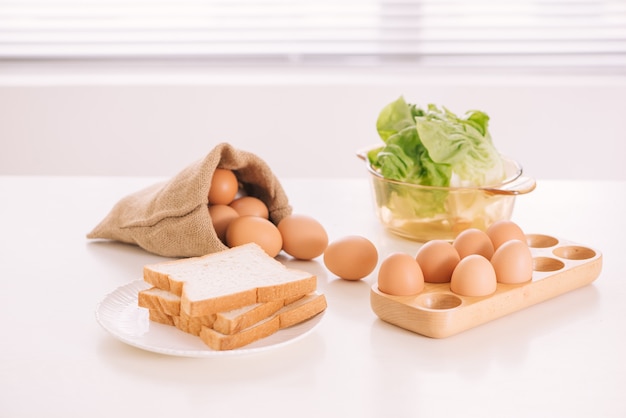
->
<box><xmin>358</xmin><ymin>149</ymin><xmax>536</xmax><ymax>242</ymax></box>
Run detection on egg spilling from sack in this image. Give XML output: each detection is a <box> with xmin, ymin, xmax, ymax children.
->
<box><xmin>229</xmin><ymin>196</ymin><xmax>269</xmax><ymax>218</ymax></box>
<box><xmin>206</xmin><ymin>168</ymin><xmax>330</xmax><ymax>260</ymax></box>
<box><xmin>208</xmin><ymin>168</ymin><xmax>239</xmax><ymax>205</ymax></box>
<box><xmin>278</xmin><ymin>214</ymin><xmax>329</xmax><ymax>260</ymax></box>
<box><xmin>208</xmin><ymin>204</ymin><xmax>239</xmax><ymax>243</ymax></box>
<box><xmin>226</xmin><ymin>216</ymin><xmax>283</xmax><ymax>258</ymax></box>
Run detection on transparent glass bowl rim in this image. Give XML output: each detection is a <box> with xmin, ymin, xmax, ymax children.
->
<box><xmin>364</xmin><ymin>155</ymin><xmax>525</xmax><ymax>193</ymax></box>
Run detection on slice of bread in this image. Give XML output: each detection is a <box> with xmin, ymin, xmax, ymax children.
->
<box><xmin>212</xmin><ymin>298</ymin><xmax>285</xmax><ymax>335</ymax></box>
<box><xmin>139</xmin><ymin>287</ymin><xmax>181</xmax><ymax>316</ymax></box>
<box><xmin>278</xmin><ymin>293</ymin><xmax>327</xmax><ymax>329</ymax></box>
<box><xmin>148</xmin><ymin>309</ymin><xmax>175</xmax><ymax>327</ymax></box>
<box><xmin>147</xmin><ymin>307</ymin><xmax>215</xmax><ymax>336</ymax></box>
<box><xmin>172</xmin><ymin>309</ymin><xmax>216</xmax><ymax>336</ymax></box>
<box><xmin>140</xmin><ymin>286</ymin><xmax>291</xmax><ymax>335</ymax></box>
<box><xmin>201</xmin><ymin>315</ymin><xmax>281</xmax><ymax>351</ymax></box>
<box><xmin>143</xmin><ymin>243</ymin><xmax>317</xmax><ymax>317</ymax></box>
<box><xmin>199</xmin><ymin>293</ymin><xmax>327</xmax><ymax>351</ymax></box>
<box><xmin>145</xmin><ymin>293</ymin><xmax>326</xmax><ymax>350</ymax></box>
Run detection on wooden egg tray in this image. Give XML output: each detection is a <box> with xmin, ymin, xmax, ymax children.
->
<box><xmin>370</xmin><ymin>234</ymin><xmax>602</xmax><ymax>338</ymax></box>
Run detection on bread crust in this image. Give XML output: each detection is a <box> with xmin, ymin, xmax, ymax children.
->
<box><xmin>139</xmin><ymin>243</ymin><xmax>325</xmax><ymax>350</ymax></box>
<box><xmin>173</xmin><ymin>309</ymin><xmax>216</xmax><ymax>336</ymax></box>
<box><xmin>141</xmin><ymin>287</ymin><xmax>293</xmax><ymax>336</ymax></box>
<box><xmin>148</xmin><ymin>309</ymin><xmax>175</xmax><ymax>326</ymax></box>
<box><xmin>213</xmin><ymin>298</ymin><xmax>285</xmax><ymax>335</ymax></box>
<box><xmin>138</xmin><ymin>287</ymin><xmax>181</xmax><ymax>316</ymax></box>
<box><xmin>199</xmin><ymin>293</ymin><xmax>327</xmax><ymax>351</ymax></box>
<box><xmin>144</xmin><ymin>292</ymin><xmax>326</xmax><ymax>351</ymax></box>
<box><xmin>200</xmin><ymin>316</ymin><xmax>281</xmax><ymax>351</ymax></box>
<box><xmin>143</xmin><ymin>243</ymin><xmax>317</xmax><ymax>316</ymax></box>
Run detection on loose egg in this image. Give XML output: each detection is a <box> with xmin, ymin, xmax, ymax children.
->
<box><xmin>415</xmin><ymin>240</ymin><xmax>460</xmax><ymax>283</ymax></box>
<box><xmin>323</xmin><ymin>235</ymin><xmax>378</xmax><ymax>281</ymax></box>
<box><xmin>208</xmin><ymin>204</ymin><xmax>239</xmax><ymax>243</ymax></box>
<box><xmin>453</xmin><ymin>228</ymin><xmax>495</xmax><ymax>260</ymax></box>
<box><xmin>277</xmin><ymin>214</ymin><xmax>328</xmax><ymax>260</ymax></box>
<box><xmin>486</xmin><ymin>220</ymin><xmax>527</xmax><ymax>250</ymax></box>
<box><xmin>450</xmin><ymin>254</ymin><xmax>497</xmax><ymax>297</ymax></box>
<box><xmin>208</xmin><ymin>168</ymin><xmax>239</xmax><ymax>205</ymax></box>
<box><xmin>229</xmin><ymin>196</ymin><xmax>269</xmax><ymax>218</ymax></box>
<box><xmin>226</xmin><ymin>215</ymin><xmax>283</xmax><ymax>258</ymax></box>
<box><xmin>491</xmin><ymin>239</ymin><xmax>533</xmax><ymax>284</ymax></box>
<box><xmin>377</xmin><ymin>253</ymin><xmax>424</xmax><ymax>296</ymax></box>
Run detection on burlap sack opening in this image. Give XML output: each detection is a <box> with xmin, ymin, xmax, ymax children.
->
<box><xmin>87</xmin><ymin>143</ymin><xmax>292</xmax><ymax>258</ymax></box>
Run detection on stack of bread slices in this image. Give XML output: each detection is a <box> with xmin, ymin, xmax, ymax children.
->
<box><xmin>138</xmin><ymin>242</ymin><xmax>327</xmax><ymax>351</ymax></box>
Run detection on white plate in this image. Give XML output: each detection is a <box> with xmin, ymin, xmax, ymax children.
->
<box><xmin>95</xmin><ymin>280</ymin><xmax>324</xmax><ymax>358</ymax></box>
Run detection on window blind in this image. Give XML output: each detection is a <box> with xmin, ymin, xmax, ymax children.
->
<box><xmin>0</xmin><ymin>0</ymin><xmax>624</xmax><ymax>70</ymax></box>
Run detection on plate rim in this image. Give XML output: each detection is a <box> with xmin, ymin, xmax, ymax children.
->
<box><xmin>95</xmin><ymin>279</ymin><xmax>324</xmax><ymax>358</ymax></box>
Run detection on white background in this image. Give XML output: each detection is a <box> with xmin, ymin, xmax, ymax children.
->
<box><xmin>1</xmin><ymin>65</ymin><xmax>624</xmax><ymax>181</ymax></box>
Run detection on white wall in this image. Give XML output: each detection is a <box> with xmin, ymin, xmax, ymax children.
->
<box><xmin>1</xmin><ymin>65</ymin><xmax>624</xmax><ymax>180</ymax></box>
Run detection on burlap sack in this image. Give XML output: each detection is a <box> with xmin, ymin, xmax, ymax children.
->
<box><xmin>87</xmin><ymin>143</ymin><xmax>292</xmax><ymax>258</ymax></box>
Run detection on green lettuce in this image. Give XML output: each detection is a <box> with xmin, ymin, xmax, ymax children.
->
<box><xmin>368</xmin><ymin>96</ymin><xmax>504</xmax><ymax>187</ymax></box>
<box><xmin>367</xmin><ymin>96</ymin><xmax>506</xmax><ymax>217</ymax></box>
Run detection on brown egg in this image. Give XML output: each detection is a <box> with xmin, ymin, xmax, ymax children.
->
<box><xmin>226</xmin><ymin>215</ymin><xmax>283</xmax><ymax>258</ymax></box>
<box><xmin>208</xmin><ymin>168</ymin><xmax>239</xmax><ymax>205</ymax></box>
<box><xmin>208</xmin><ymin>204</ymin><xmax>239</xmax><ymax>243</ymax></box>
<box><xmin>378</xmin><ymin>253</ymin><xmax>424</xmax><ymax>296</ymax></box>
<box><xmin>277</xmin><ymin>214</ymin><xmax>328</xmax><ymax>260</ymax></box>
<box><xmin>450</xmin><ymin>254</ymin><xmax>497</xmax><ymax>297</ymax></box>
<box><xmin>323</xmin><ymin>235</ymin><xmax>378</xmax><ymax>281</ymax></box>
<box><xmin>415</xmin><ymin>240</ymin><xmax>460</xmax><ymax>283</ymax></box>
<box><xmin>229</xmin><ymin>196</ymin><xmax>269</xmax><ymax>218</ymax></box>
<box><xmin>453</xmin><ymin>228</ymin><xmax>495</xmax><ymax>260</ymax></box>
<box><xmin>491</xmin><ymin>239</ymin><xmax>533</xmax><ymax>284</ymax></box>
<box><xmin>486</xmin><ymin>220</ymin><xmax>527</xmax><ymax>250</ymax></box>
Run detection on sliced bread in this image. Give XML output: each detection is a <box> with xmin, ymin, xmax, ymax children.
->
<box><xmin>212</xmin><ymin>298</ymin><xmax>285</xmax><ymax>335</ymax></box>
<box><xmin>172</xmin><ymin>309</ymin><xmax>216</xmax><ymax>336</ymax></box>
<box><xmin>143</xmin><ymin>243</ymin><xmax>317</xmax><ymax>317</ymax></box>
<box><xmin>199</xmin><ymin>293</ymin><xmax>327</xmax><ymax>351</ymax></box>
<box><xmin>140</xmin><ymin>286</ymin><xmax>292</xmax><ymax>335</ymax></box>
<box><xmin>147</xmin><ymin>308</ymin><xmax>215</xmax><ymax>336</ymax></box>
<box><xmin>138</xmin><ymin>287</ymin><xmax>181</xmax><ymax>316</ymax></box>
<box><xmin>148</xmin><ymin>309</ymin><xmax>175</xmax><ymax>327</ymax></box>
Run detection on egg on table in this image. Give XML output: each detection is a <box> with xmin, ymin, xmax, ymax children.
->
<box><xmin>277</xmin><ymin>214</ymin><xmax>329</xmax><ymax>260</ymax></box>
<box><xmin>323</xmin><ymin>235</ymin><xmax>378</xmax><ymax>281</ymax></box>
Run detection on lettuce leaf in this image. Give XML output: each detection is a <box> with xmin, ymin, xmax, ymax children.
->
<box><xmin>369</xmin><ymin>96</ymin><xmax>504</xmax><ymax>188</ymax></box>
<box><xmin>367</xmin><ymin>96</ymin><xmax>506</xmax><ymax>217</ymax></box>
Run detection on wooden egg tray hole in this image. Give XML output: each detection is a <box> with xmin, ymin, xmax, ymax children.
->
<box><xmin>370</xmin><ymin>234</ymin><xmax>602</xmax><ymax>338</ymax></box>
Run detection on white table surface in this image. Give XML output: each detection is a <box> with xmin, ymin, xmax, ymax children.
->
<box><xmin>1</xmin><ymin>175</ymin><xmax>624</xmax><ymax>418</ymax></box>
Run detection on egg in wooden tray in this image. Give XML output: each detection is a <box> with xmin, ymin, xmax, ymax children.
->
<box><xmin>371</xmin><ymin>222</ymin><xmax>603</xmax><ymax>338</ymax></box>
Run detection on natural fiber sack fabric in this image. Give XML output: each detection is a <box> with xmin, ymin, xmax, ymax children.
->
<box><xmin>87</xmin><ymin>143</ymin><xmax>292</xmax><ymax>257</ymax></box>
